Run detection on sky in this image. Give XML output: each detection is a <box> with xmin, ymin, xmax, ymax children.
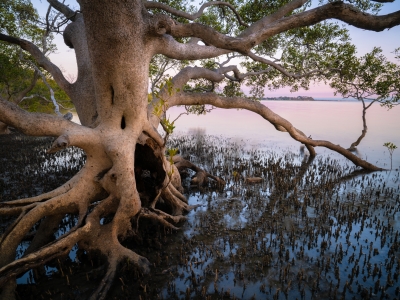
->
<box><xmin>33</xmin><ymin>0</ymin><xmax>400</xmax><ymax>98</ymax></box>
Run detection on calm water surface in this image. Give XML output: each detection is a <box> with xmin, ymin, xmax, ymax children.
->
<box><xmin>166</xmin><ymin>100</ymin><xmax>400</xmax><ymax>170</ymax></box>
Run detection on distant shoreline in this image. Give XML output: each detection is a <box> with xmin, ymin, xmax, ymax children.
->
<box><xmin>261</xmin><ymin>98</ymin><xmax>364</xmax><ymax>102</ymax></box>
<box><xmin>262</xmin><ymin>96</ymin><xmax>314</xmax><ymax>101</ymax></box>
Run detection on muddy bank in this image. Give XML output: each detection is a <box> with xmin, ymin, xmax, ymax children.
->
<box><xmin>1</xmin><ymin>133</ymin><xmax>400</xmax><ymax>299</ymax></box>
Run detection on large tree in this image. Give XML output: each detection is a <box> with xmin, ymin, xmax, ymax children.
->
<box><xmin>1</xmin><ymin>0</ymin><xmax>400</xmax><ymax>299</ymax></box>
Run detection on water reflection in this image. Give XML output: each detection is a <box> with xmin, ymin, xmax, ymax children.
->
<box><xmin>156</xmin><ymin>135</ymin><xmax>400</xmax><ymax>300</ymax></box>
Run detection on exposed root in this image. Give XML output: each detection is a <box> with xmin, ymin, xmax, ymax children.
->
<box><xmin>168</xmin><ymin>181</ymin><xmax>187</xmax><ymax>203</ymax></box>
<box><xmin>0</xmin><ymin>204</ymin><xmax>36</xmax><ymax>241</ymax></box>
<box><xmin>0</xmin><ymin>277</ymin><xmax>16</xmax><ymax>300</ymax></box>
<box><xmin>0</xmin><ymin>203</ymin><xmax>36</xmax><ymax>216</ymax></box>
<box><xmin>0</xmin><ymin>123</ymin><xmax>223</xmax><ymax>299</ymax></box>
<box><xmin>24</xmin><ymin>214</ymin><xmax>65</xmax><ymax>256</ymax></box>
<box><xmin>0</xmin><ymin>171</ymin><xmax>104</xmax><ymax>299</ymax></box>
<box><xmin>139</xmin><ymin>207</ymin><xmax>187</xmax><ymax>230</ymax></box>
<box><xmin>89</xmin><ymin>259</ymin><xmax>117</xmax><ymax>300</ymax></box>
<box><xmin>139</xmin><ymin>208</ymin><xmax>180</xmax><ymax>230</ymax></box>
<box><xmin>172</xmin><ymin>154</ymin><xmax>226</xmax><ymax>187</ymax></box>
<box><xmin>0</xmin><ymin>177</ymin><xmax>99</xmax><ymax>252</ymax></box>
<box><xmin>161</xmin><ymin>185</ymin><xmax>191</xmax><ymax>215</ymax></box>
<box><xmin>0</xmin><ymin>225</ymin><xmax>85</xmax><ymax>286</ymax></box>
<box><xmin>0</xmin><ymin>167</ymin><xmax>88</xmax><ymax>206</ymax></box>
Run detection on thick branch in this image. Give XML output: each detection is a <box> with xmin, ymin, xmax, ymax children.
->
<box><xmin>19</xmin><ymin>53</ymin><xmax>63</xmax><ymax>116</ymax></box>
<box><xmin>169</xmin><ymin>3</ymin><xmax>400</xmax><ymax>53</ymax></box>
<box><xmin>145</xmin><ymin>1</ymin><xmax>248</xmax><ymax>27</ymax></box>
<box><xmin>0</xmin><ymin>97</ymin><xmax>72</xmax><ymax>136</ymax></box>
<box><xmin>156</xmin><ymin>35</ymin><xmax>229</xmax><ymax>59</ymax></box>
<box><xmin>0</xmin><ymin>96</ymin><xmax>96</xmax><ymax>153</ymax></box>
<box><xmin>47</xmin><ymin>0</ymin><xmax>79</xmax><ymax>21</ymax></box>
<box><xmin>239</xmin><ymin>0</ymin><xmax>308</xmax><ymax>37</ymax></box>
<box><xmin>171</xmin><ymin>92</ymin><xmax>381</xmax><ymax>171</ymax></box>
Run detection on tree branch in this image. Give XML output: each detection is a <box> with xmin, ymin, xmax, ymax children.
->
<box><xmin>217</xmin><ymin>65</ymin><xmax>275</xmax><ymax>81</ymax></box>
<box><xmin>171</xmin><ymin>92</ymin><xmax>381</xmax><ymax>170</ymax></box>
<box><xmin>0</xmin><ymin>33</ymin><xmax>71</xmax><ymax>94</ymax></box>
<box><xmin>47</xmin><ymin>0</ymin><xmax>79</xmax><ymax>21</ymax></box>
<box><xmin>19</xmin><ymin>50</ymin><xmax>63</xmax><ymax>116</ymax></box>
<box><xmin>238</xmin><ymin>0</ymin><xmax>308</xmax><ymax>37</ymax></box>
<box><xmin>168</xmin><ymin>2</ymin><xmax>400</xmax><ymax>53</ymax></box>
<box><xmin>145</xmin><ymin>1</ymin><xmax>248</xmax><ymax>27</ymax></box>
<box><xmin>156</xmin><ymin>35</ymin><xmax>230</xmax><ymax>59</ymax></box>
<box><xmin>0</xmin><ymin>95</ymin><xmax>91</xmax><ymax>143</ymax></box>
<box><xmin>151</xmin><ymin>65</ymin><xmax>381</xmax><ymax>170</ymax></box>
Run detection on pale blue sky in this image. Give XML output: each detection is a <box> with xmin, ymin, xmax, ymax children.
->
<box><xmin>33</xmin><ymin>0</ymin><xmax>400</xmax><ymax>98</ymax></box>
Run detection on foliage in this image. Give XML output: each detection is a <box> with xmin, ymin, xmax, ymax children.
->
<box><xmin>151</xmin><ymin>1</ymin><xmax>384</xmax><ymax>103</ymax></box>
<box><xmin>151</xmin><ymin>78</ymin><xmax>180</xmax><ymax>138</ymax></box>
<box><xmin>0</xmin><ymin>0</ymin><xmax>72</xmax><ymax>115</ymax></box>
<box><xmin>149</xmin><ymin>54</ymin><xmax>188</xmax><ymax>97</ymax></box>
<box><xmin>383</xmin><ymin>142</ymin><xmax>397</xmax><ymax>170</ymax></box>
<box><xmin>0</xmin><ymin>0</ymin><xmax>42</xmax><ymax>40</ymax></box>
<box><xmin>22</xmin><ymin>77</ymin><xmax>73</xmax><ymax>113</ymax></box>
<box><xmin>330</xmin><ymin>47</ymin><xmax>400</xmax><ymax>108</ymax></box>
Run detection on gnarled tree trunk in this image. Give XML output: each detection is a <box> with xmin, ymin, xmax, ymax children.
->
<box><xmin>0</xmin><ymin>2</ymin><xmax>194</xmax><ymax>299</ymax></box>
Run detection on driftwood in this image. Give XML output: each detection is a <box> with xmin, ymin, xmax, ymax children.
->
<box><xmin>244</xmin><ymin>177</ymin><xmax>263</xmax><ymax>184</ymax></box>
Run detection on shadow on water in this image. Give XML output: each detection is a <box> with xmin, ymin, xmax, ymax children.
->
<box><xmin>1</xmin><ymin>132</ymin><xmax>400</xmax><ymax>299</ymax></box>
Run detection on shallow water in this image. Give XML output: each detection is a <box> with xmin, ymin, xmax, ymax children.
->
<box><xmin>154</xmin><ymin>136</ymin><xmax>400</xmax><ymax>300</ymax></box>
<box><xmin>2</xmin><ymin>101</ymin><xmax>400</xmax><ymax>299</ymax></box>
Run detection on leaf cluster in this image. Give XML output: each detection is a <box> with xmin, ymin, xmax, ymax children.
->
<box><xmin>330</xmin><ymin>47</ymin><xmax>400</xmax><ymax>108</ymax></box>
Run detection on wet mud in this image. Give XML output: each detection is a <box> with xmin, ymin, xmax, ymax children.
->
<box><xmin>1</xmin><ymin>133</ymin><xmax>399</xmax><ymax>300</ymax></box>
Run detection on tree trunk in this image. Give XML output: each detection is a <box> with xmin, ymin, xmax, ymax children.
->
<box><xmin>0</xmin><ymin>2</ymin><xmax>194</xmax><ymax>299</ymax></box>
<box><xmin>348</xmin><ymin>102</ymin><xmax>368</xmax><ymax>151</ymax></box>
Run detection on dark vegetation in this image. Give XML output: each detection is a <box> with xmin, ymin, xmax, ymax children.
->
<box><xmin>1</xmin><ymin>133</ymin><xmax>400</xmax><ymax>299</ymax></box>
